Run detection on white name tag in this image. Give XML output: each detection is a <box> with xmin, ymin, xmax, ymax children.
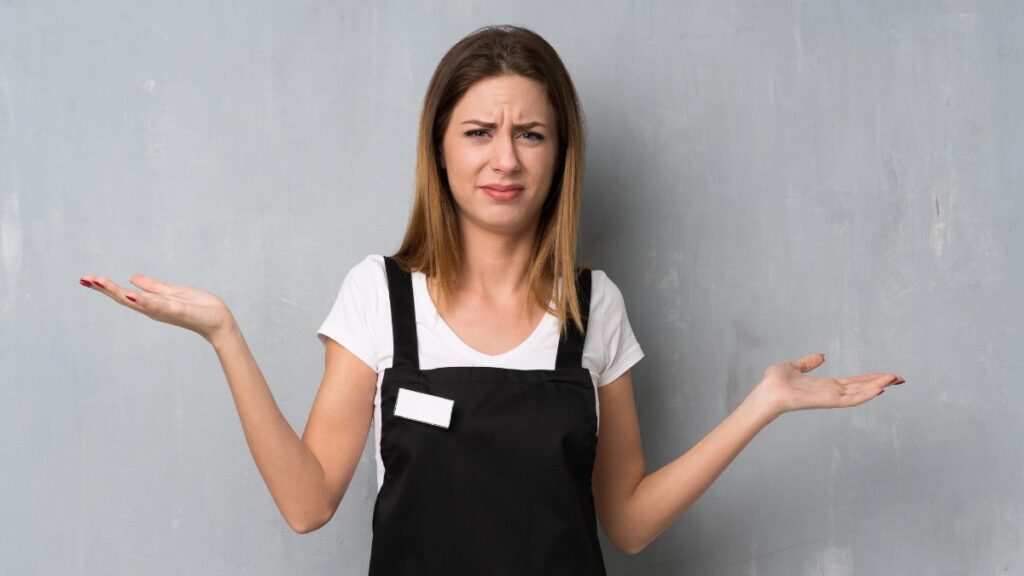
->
<box><xmin>394</xmin><ymin>388</ymin><xmax>454</xmax><ymax>429</ymax></box>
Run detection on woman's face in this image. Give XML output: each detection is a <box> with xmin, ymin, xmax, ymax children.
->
<box><xmin>440</xmin><ymin>74</ymin><xmax>559</xmax><ymax>239</ymax></box>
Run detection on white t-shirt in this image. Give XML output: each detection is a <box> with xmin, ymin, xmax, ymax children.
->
<box><xmin>316</xmin><ymin>254</ymin><xmax>644</xmax><ymax>491</ymax></box>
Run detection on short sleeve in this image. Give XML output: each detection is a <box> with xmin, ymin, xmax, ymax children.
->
<box><xmin>316</xmin><ymin>255</ymin><xmax>384</xmax><ymax>372</ymax></box>
<box><xmin>589</xmin><ymin>271</ymin><xmax>645</xmax><ymax>387</ymax></box>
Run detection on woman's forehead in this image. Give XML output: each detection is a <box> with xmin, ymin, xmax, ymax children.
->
<box><xmin>452</xmin><ymin>75</ymin><xmax>554</xmax><ymax>123</ymax></box>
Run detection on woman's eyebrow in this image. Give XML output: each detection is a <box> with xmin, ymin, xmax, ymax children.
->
<box><xmin>461</xmin><ymin>119</ymin><xmax>546</xmax><ymax>130</ymax></box>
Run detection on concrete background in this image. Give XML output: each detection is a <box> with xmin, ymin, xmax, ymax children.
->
<box><xmin>2</xmin><ymin>1</ymin><xmax>1022</xmax><ymax>574</ymax></box>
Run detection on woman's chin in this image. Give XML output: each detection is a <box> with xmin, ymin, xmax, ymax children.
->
<box><xmin>460</xmin><ymin>211</ymin><xmax>541</xmax><ymax>238</ymax></box>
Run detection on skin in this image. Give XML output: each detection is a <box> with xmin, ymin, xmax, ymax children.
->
<box><xmin>79</xmin><ymin>73</ymin><xmax>906</xmax><ymax>552</ymax></box>
<box><xmin>428</xmin><ymin>74</ymin><xmax>559</xmax><ymax>353</ymax></box>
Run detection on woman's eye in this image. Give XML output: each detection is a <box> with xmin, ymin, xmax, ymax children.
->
<box><xmin>463</xmin><ymin>129</ymin><xmax>544</xmax><ymax>141</ymax></box>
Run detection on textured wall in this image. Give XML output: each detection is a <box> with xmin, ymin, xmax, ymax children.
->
<box><xmin>2</xmin><ymin>1</ymin><xmax>1022</xmax><ymax>574</ymax></box>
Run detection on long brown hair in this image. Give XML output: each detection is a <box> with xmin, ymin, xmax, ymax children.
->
<box><xmin>392</xmin><ymin>25</ymin><xmax>588</xmax><ymax>338</ymax></box>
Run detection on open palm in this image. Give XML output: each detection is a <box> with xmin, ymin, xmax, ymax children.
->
<box><xmin>79</xmin><ymin>274</ymin><xmax>235</xmax><ymax>344</ymax></box>
<box><xmin>757</xmin><ymin>353</ymin><xmax>905</xmax><ymax>415</ymax></box>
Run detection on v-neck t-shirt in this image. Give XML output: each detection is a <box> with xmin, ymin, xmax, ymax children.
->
<box><xmin>316</xmin><ymin>254</ymin><xmax>645</xmax><ymax>491</ymax></box>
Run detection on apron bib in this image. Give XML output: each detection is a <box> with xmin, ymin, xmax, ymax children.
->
<box><xmin>368</xmin><ymin>256</ymin><xmax>606</xmax><ymax>576</ymax></box>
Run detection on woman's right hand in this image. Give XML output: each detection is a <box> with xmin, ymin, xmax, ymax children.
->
<box><xmin>79</xmin><ymin>274</ymin><xmax>237</xmax><ymax>346</ymax></box>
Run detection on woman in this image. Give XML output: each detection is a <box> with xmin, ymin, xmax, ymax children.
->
<box><xmin>79</xmin><ymin>25</ymin><xmax>904</xmax><ymax>574</ymax></box>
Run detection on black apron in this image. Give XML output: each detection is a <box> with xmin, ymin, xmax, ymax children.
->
<box><xmin>368</xmin><ymin>256</ymin><xmax>607</xmax><ymax>576</ymax></box>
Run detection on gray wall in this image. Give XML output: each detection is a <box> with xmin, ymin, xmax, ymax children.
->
<box><xmin>2</xmin><ymin>1</ymin><xmax>1021</xmax><ymax>574</ymax></box>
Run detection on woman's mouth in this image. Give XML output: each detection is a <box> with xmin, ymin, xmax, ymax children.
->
<box><xmin>480</xmin><ymin>185</ymin><xmax>524</xmax><ymax>201</ymax></box>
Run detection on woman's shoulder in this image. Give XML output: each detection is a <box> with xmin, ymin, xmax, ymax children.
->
<box><xmin>333</xmin><ymin>254</ymin><xmax>391</xmax><ymax>306</ymax></box>
<box><xmin>584</xmin><ymin>268</ymin><xmax>624</xmax><ymax>308</ymax></box>
<box><xmin>345</xmin><ymin>253</ymin><xmax>388</xmax><ymax>285</ymax></box>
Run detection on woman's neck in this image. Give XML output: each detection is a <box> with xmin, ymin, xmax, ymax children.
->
<box><xmin>454</xmin><ymin>224</ymin><xmax>537</xmax><ymax>299</ymax></box>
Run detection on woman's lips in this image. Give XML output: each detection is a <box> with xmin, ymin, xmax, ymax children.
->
<box><xmin>480</xmin><ymin>186</ymin><xmax>523</xmax><ymax>201</ymax></box>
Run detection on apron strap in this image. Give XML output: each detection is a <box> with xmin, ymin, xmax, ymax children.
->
<box><xmin>555</xmin><ymin>267</ymin><xmax>592</xmax><ymax>370</ymax></box>
<box><xmin>384</xmin><ymin>256</ymin><xmax>420</xmax><ymax>370</ymax></box>
<box><xmin>385</xmin><ymin>256</ymin><xmax>591</xmax><ymax>371</ymax></box>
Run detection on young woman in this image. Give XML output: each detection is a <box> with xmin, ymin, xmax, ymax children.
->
<box><xmin>79</xmin><ymin>25</ymin><xmax>905</xmax><ymax>575</ymax></box>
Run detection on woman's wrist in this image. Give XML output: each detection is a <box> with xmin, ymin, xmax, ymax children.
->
<box><xmin>740</xmin><ymin>382</ymin><xmax>784</xmax><ymax>428</ymax></box>
<box><xmin>208</xmin><ymin>318</ymin><xmax>242</xmax><ymax>352</ymax></box>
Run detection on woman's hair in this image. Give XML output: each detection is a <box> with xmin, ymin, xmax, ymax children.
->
<box><xmin>392</xmin><ymin>24</ymin><xmax>588</xmax><ymax>338</ymax></box>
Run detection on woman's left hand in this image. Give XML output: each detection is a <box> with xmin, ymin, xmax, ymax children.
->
<box><xmin>751</xmin><ymin>353</ymin><xmax>905</xmax><ymax>419</ymax></box>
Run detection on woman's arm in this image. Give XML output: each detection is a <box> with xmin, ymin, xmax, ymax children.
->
<box><xmin>80</xmin><ymin>274</ymin><xmax>377</xmax><ymax>534</ymax></box>
<box><xmin>212</xmin><ymin>327</ymin><xmax>377</xmax><ymax>534</ymax></box>
<box><xmin>592</xmin><ymin>354</ymin><xmax>905</xmax><ymax>554</ymax></box>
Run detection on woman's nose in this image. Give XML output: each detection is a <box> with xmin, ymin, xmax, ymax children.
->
<box><xmin>490</xmin><ymin>133</ymin><xmax>521</xmax><ymax>173</ymax></box>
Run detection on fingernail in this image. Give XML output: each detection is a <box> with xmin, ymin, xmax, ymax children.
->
<box><xmin>93</xmin><ymin>279</ymin><xmax>104</xmax><ymax>288</ymax></box>
<box><xmin>126</xmin><ymin>293</ymin><xmax>137</xmax><ymax>303</ymax></box>
<box><xmin>80</xmin><ymin>279</ymin><xmax>93</xmax><ymax>287</ymax></box>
